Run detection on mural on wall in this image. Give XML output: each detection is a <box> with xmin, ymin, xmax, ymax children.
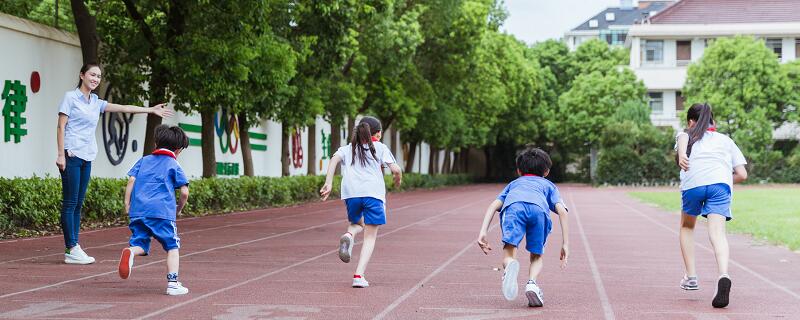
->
<box><xmin>291</xmin><ymin>127</ymin><xmax>303</xmax><ymax>169</ymax></box>
<box><xmin>320</xmin><ymin>129</ymin><xmax>330</xmax><ymax>170</ymax></box>
<box><xmin>177</xmin><ymin>110</ymin><xmax>270</xmax><ymax>176</ymax></box>
<box><xmin>2</xmin><ymin>78</ymin><xmax>30</xmax><ymax>143</ymax></box>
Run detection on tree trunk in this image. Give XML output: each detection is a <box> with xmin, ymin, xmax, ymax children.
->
<box><xmin>200</xmin><ymin>110</ymin><xmax>216</xmax><ymax>178</ymax></box>
<box><xmin>347</xmin><ymin>116</ymin><xmax>356</xmax><ymax>142</ymax></box>
<box><xmin>307</xmin><ymin>123</ymin><xmax>316</xmax><ymax>175</ymax></box>
<box><xmin>461</xmin><ymin>148</ymin><xmax>469</xmax><ymax>175</ymax></box>
<box><xmin>331</xmin><ymin>121</ymin><xmax>342</xmax><ymax>175</ymax></box>
<box><xmin>590</xmin><ymin>146</ymin><xmax>599</xmax><ymax>184</ymax></box>
<box><xmin>281</xmin><ymin>125</ymin><xmax>291</xmax><ymax>176</ymax></box>
<box><xmin>404</xmin><ymin>141</ymin><xmax>418</xmax><ymax>173</ymax></box>
<box><xmin>442</xmin><ymin>150</ymin><xmax>451</xmax><ymax>174</ymax></box>
<box><xmin>392</xmin><ymin>127</ymin><xmax>400</xmax><ymax>160</ymax></box>
<box><xmin>70</xmin><ymin>0</ymin><xmax>99</xmax><ymax>64</ymax></box>
<box><xmin>238</xmin><ymin>113</ymin><xmax>254</xmax><ymax>177</ymax></box>
<box><xmin>428</xmin><ymin>147</ymin><xmax>436</xmax><ymax>175</ymax></box>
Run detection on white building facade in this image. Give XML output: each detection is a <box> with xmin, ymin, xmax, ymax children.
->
<box><xmin>627</xmin><ymin>0</ymin><xmax>800</xmax><ymax>133</ymax></box>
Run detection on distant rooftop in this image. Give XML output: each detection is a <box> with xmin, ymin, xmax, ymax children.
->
<box><xmin>571</xmin><ymin>1</ymin><xmax>674</xmax><ymax>31</ymax></box>
<box><xmin>650</xmin><ymin>0</ymin><xmax>800</xmax><ymax>24</ymax></box>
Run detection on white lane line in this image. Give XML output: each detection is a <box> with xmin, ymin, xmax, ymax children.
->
<box><xmin>135</xmin><ymin>193</ymin><xmax>493</xmax><ymax>320</ymax></box>
<box><xmin>615</xmin><ymin>198</ymin><xmax>800</xmax><ymax>300</ymax></box>
<box><xmin>372</xmin><ymin>222</ymin><xmax>499</xmax><ymax>320</ymax></box>
<box><xmin>0</xmin><ymin>191</ymin><xmax>470</xmax><ymax>300</ymax></box>
<box><xmin>566</xmin><ymin>189</ymin><xmax>616</xmax><ymax>320</ymax></box>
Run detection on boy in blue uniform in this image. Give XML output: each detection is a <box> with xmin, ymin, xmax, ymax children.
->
<box><xmin>477</xmin><ymin>148</ymin><xmax>570</xmax><ymax>307</ymax></box>
<box><xmin>118</xmin><ymin>125</ymin><xmax>190</xmax><ymax>296</ymax></box>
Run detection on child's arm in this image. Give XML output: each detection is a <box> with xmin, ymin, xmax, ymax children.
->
<box><xmin>320</xmin><ymin>154</ymin><xmax>342</xmax><ymax>201</ymax></box>
<box><xmin>477</xmin><ymin>199</ymin><xmax>503</xmax><ymax>254</ymax></box>
<box><xmin>676</xmin><ymin>132</ymin><xmax>690</xmax><ymax>171</ymax></box>
<box><xmin>554</xmin><ymin>203</ymin><xmax>570</xmax><ymax>269</ymax></box>
<box><xmin>388</xmin><ymin>163</ymin><xmax>402</xmax><ymax>188</ymax></box>
<box><xmin>124</xmin><ymin>176</ymin><xmax>135</xmax><ymax>214</ymax></box>
<box><xmin>176</xmin><ymin>185</ymin><xmax>189</xmax><ymax>216</ymax></box>
<box><xmin>733</xmin><ymin>165</ymin><xmax>748</xmax><ymax>184</ymax></box>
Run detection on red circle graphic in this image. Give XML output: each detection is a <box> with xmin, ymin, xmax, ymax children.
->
<box><xmin>31</xmin><ymin>71</ymin><xmax>41</xmax><ymax>93</ymax></box>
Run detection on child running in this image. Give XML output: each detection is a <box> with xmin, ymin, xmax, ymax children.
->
<box><xmin>675</xmin><ymin>103</ymin><xmax>747</xmax><ymax>308</ymax></box>
<box><xmin>118</xmin><ymin>124</ymin><xmax>191</xmax><ymax>296</ymax></box>
<box><xmin>477</xmin><ymin>148</ymin><xmax>569</xmax><ymax>307</ymax></box>
<box><xmin>320</xmin><ymin>116</ymin><xmax>402</xmax><ymax>288</ymax></box>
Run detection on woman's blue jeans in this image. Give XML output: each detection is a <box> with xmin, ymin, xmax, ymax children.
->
<box><xmin>60</xmin><ymin>154</ymin><xmax>92</xmax><ymax>249</ymax></box>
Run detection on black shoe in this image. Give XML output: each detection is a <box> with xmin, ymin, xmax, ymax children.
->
<box><xmin>712</xmin><ymin>276</ymin><xmax>731</xmax><ymax>308</ymax></box>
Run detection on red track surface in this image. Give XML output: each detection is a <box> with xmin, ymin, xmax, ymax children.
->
<box><xmin>1</xmin><ymin>184</ymin><xmax>798</xmax><ymax>319</ymax></box>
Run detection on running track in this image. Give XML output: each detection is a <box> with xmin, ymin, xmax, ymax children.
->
<box><xmin>0</xmin><ymin>184</ymin><xmax>798</xmax><ymax>319</ymax></box>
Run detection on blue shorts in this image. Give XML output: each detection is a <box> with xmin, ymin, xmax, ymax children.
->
<box><xmin>681</xmin><ymin>183</ymin><xmax>732</xmax><ymax>221</ymax></box>
<box><xmin>128</xmin><ymin>217</ymin><xmax>181</xmax><ymax>254</ymax></box>
<box><xmin>344</xmin><ymin>197</ymin><xmax>386</xmax><ymax>225</ymax></box>
<box><xmin>500</xmin><ymin>202</ymin><xmax>552</xmax><ymax>255</ymax></box>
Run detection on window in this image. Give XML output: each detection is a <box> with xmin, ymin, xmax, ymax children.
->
<box><xmin>676</xmin><ymin>41</ymin><xmax>692</xmax><ymax>66</ymax></box>
<box><xmin>606</xmin><ymin>12</ymin><xmax>615</xmax><ymax>21</ymax></box>
<box><xmin>589</xmin><ymin>19</ymin><xmax>599</xmax><ymax>28</ymax></box>
<box><xmin>642</xmin><ymin>40</ymin><xmax>664</xmax><ymax>64</ymax></box>
<box><xmin>649</xmin><ymin>92</ymin><xmax>664</xmax><ymax>114</ymax></box>
<box><xmin>600</xmin><ymin>30</ymin><xmax>628</xmax><ymax>46</ymax></box>
<box><xmin>676</xmin><ymin>91</ymin><xmax>685</xmax><ymax>111</ymax></box>
<box><xmin>766</xmin><ymin>38</ymin><xmax>782</xmax><ymax>60</ymax></box>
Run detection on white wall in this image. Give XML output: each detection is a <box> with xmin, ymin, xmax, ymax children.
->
<box><xmin>0</xmin><ymin>14</ymin><xmax>439</xmax><ymax>178</ymax></box>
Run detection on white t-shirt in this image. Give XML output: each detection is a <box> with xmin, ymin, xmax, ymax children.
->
<box><xmin>676</xmin><ymin>131</ymin><xmax>747</xmax><ymax>191</ymax></box>
<box><xmin>335</xmin><ymin>142</ymin><xmax>397</xmax><ymax>202</ymax></box>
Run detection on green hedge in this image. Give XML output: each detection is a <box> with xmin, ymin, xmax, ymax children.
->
<box><xmin>0</xmin><ymin>173</ymin><xmax>472</xmax><ymax>238</ymax></box>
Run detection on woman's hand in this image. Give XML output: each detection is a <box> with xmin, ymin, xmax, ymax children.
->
<box><xmin>56</xmin><ymin>155</ymin><xmax>66</xmax><ymax>171</ymax></box>
<box><xmin>150</xmin><ymin>103</ymin><xmax>174</xmax><ymax>118</ymax></box>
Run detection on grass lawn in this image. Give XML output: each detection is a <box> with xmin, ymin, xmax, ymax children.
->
<box><xmin>629</xmin><ymin>187</ymin><xmax>800</xmax><ymax>251</ymax></box>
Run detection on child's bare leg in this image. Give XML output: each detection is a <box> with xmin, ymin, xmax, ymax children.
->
<box><xmin>503</xmin><ymin>244</ymin><xmax>517</xmax><ymax>267</ymax></box>
<box><xmin>679</xmin><ymin>213</ymin><xmax>697</xmax><ymax>276</ymax></box>
<box><xmin>706</xmin><ymin>214</ymin><xmax>729</xmax><ymax>275</ymax></box>
<box><xmin>347</xmin><ymin>219</ymin><xmax>365</xmax><ymax>237</ymax></box>
<box><xmin>129</xmin><ymin>246</ymin><xmax>146</xmax><ymax>256</ymax></box>
<box><xmin>166</xmin><ymin>249</ymin><xmax>180</xmax><ymax>275</ymax></box>
<box><xmin>529</xmin><ymin>253</ymin><xmax>543</xmax><ymax>281</ymax></box>
<box><xmin>355</xmin><ymin>224</ymin><xmax>379</xmax><ymax>275</ymax></box>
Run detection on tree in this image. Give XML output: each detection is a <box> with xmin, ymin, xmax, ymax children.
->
<box><xmin>684</xmin><ymin>36</ymin><xmax>797</xmax><ymax>156</ymax></box>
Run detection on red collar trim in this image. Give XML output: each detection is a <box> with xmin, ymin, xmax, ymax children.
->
<box><xmin>522</xmin><ymin>174</ymin><xmax>539</xmax><ymax>177</ymax></box>
<box><xmin>152</xmin><ymin>149</ymin><xmax>176</xmax><ymax>159</ymax></box>
<box><xmin>707</xmin><ymin>126</ymin><xmax>716</xmax><ymax>132</ymax></box>
<box><xmin>371</xmin><ymin>136</ymin><xmax>379</xmax><ymax>142</ymax></box>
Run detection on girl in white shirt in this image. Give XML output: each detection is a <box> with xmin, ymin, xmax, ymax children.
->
<box><xmin>675</xmin><ymin>103</ymin><xmax>747</xmax><ymax>308</ymax></box>
<box><xmin>320</xmin><ymin>116</ymin><xmax>402</xmax><ymax>288</ymax></box>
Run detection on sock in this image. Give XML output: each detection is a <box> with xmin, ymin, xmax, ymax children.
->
<box><xmin>686</xmin><ymin>275</ymin><xmax>697</xmax><ymax>280</ymax></box>
<box><xmin>353</xmin><ymin>274</ymin><xmax>362</xmax><ymax>279</ymax></box>
<box><xmin>527</xmin><ymin>279</ymin><xmax>537</xmax><ymax>285</ymax></box>
<box><xmin>167</xmin><ymin>272</ymin><xmax>179</xmax><ymax>282</ymax></box>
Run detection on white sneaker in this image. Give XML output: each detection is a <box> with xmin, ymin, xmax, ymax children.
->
<box><xmin>118</xmin><ymin>248</ymin><xmax>134</xmax><ymax>279</ymax></box>
<box><xmin>501</xmin><ymin>260</ymin><xmax>520</xmax><ymax>301</ymax></box>
<box><xmin>352</xmin><ymin>275</ymin><xmax>369</xmax><ymax>288</ymax></box>
<box><xmin>339</xmin><ymin>233</ymin><xmax>354</xmax><ymax>263</ymax></box>
<box><xmin>64</xmin><ymin>245</ymin><xmax>95</xmax><ymax>265</ymax></box>
<box><xmin>525</xmin><ymin>281</ymin><xmax>544</xmax><ymax>307</ymax></box>
<box><xmin>166</xmin><ymin>282</ymin><xmax>189</xmax><ymax>295</ymax></box>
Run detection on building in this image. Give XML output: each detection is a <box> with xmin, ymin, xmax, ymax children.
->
<box><xmin>564</xmin><ymin>0</ymin><xmax>674</xmax><ymax>51</ymax></box>
<box><xmin>627</xmin><ymin>0</ymin><xmax>800</xmax><ymax>130</ymax></box>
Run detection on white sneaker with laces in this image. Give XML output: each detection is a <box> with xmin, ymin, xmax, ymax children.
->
<box><xmin>352</xmin><ymin>276</ymin><xmax>369</xmax><ymax>288</ymax></box>
<box><xmin>501</xmin><ymin>260</ymin><xmax>520</xmax><ymax>301</ymax></box>
<box><xmin>166</xmin><ymin>282</ymin><xmax>189</xmax><ymax>295</ymax></box>
<box><xmin>525</xmin><ymin>281</ymin><xmax>544</xmax><ymax>307</ymax></box>
<box><xmin>64</xmin><ymin>245</ymin><xmax>95</xmax><ymax>265</ymax></box>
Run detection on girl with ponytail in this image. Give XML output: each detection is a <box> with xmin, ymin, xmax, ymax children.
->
<box><xmin>674</xmin><ymin>103</ymin><xmax>748</xmax><ymax>308</ymax></box>
<box><xmin>320</xmin><ymin>116</ymin><xmax>402</xmax><ymax>288</ymax></box>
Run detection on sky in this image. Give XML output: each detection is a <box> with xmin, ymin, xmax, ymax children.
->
<box><xmin>501</xmin><ymin>0</ymin><xmax>623</xmax><ymax>44</ymax></box>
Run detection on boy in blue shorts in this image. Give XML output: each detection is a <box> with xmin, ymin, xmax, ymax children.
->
<box><xmin>477</xmin><ymin>148</ymin><xmax>570</xmax><ymax>307</ymax></box>
<box><xmin>118</xmin><ymin>125</ymin><xmax>190</xmax><ymax>296</ymax></box>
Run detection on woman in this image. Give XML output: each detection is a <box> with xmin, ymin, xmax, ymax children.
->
<box><xmin>56</xmin><ymin>63</ymin><xmax>173</xmax><ymax>264</ymax></box>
